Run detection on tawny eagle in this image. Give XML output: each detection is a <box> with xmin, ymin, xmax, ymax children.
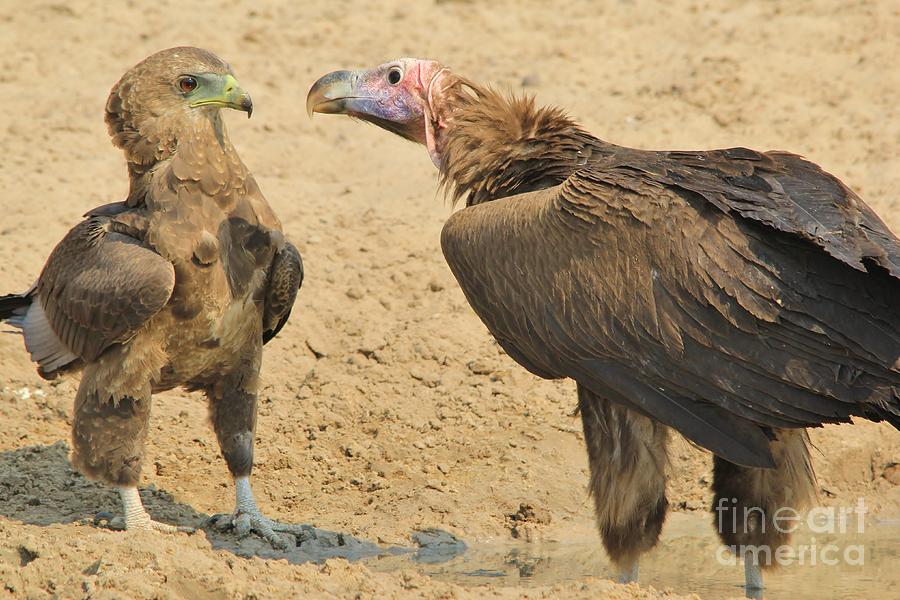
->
<box><xmin>1</xmin><ymin>47</ymin><xmax>304</xmax><ymax>547</ymax></box>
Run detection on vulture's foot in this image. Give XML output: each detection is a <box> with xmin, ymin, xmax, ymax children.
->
<box><xmin>743</xmin><ymin>555</ymin><xmax>764</xmax><ymax>598</ymax></box>
<box><xmin>208</xmin><ymin>476</ymin><xmax>311</xmax><ymax>550</ymax></box>
<box><xmin>616</xmin><ymin>562</ymin><xmax>639</xmax><ymax>584</ymax></box>
<box><xmin>96</xmin><ymin>488</ymin><xmax>195</xmax><ymax>534</ymax></box>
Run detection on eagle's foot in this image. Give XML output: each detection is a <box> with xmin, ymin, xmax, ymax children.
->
<box><xmin>95</xmin><ymin>488</ymin><xmax>194</xmax><ymax>534</ymax></box>
<box><xmin>209</xmin><ymin>476</ymin><xmax>310</xmax><ymax>550</ymax></box>
<box><xmin>126</xmin><ymin>513</ymin><xmax>192</xmax><ymax>533</ymax></box>
<box><xmin>209</xmin><ymin>510</ymin><xmax>313</xmax><ymax>550</ymax></box>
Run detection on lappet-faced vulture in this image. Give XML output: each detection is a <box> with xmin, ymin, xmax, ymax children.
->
<box><xmin>0</xmin><ymin>47</ymin><xmax>304</xmax><ymax>546</ymax></box>
<box><xmin>307</xmin><ymin>58</ymin><xmax>900</xmax><ymax>594</ymax></box>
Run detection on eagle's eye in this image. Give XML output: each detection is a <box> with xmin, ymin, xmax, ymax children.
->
<box><xmin>178</xmin><ymin>76</ymin><xmax>198</xmax><ymax>93</ymax></box>
<box><xmin>387</xmin><ymin>68</ymin><xmax>402</xmax><ymax>86</ymax></box>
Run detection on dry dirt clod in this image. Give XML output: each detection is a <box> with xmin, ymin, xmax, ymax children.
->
<box><xmin>508</xmin><ymin>502</ymin><xmax>551</xmax><ymax>525</ymax></box>
<box><xmin>467</xmin><ymin>359</ymin><xmax>493</xmax><ymax>375</ymax></box>
<box><xmin>305</xmin><ymin>334</ymin><xmax>333</xmax><ymax>358</ymax></box>
<box><xmin>883</xmin><ymin>463</ymin><xmax>900</xmax><ymax>485</ymax></box>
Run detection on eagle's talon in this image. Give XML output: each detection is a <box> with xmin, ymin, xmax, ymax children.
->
<box><xmin>209</xmin><ymin>508</ymin><xmax>297</xmax><ymax>551</ymax></box>
<box><xmin>229</xmin><ymin>476</ymin><xmax>302</xmax><ymax>550</ymax></box>
<box><xmin>174</xmin><ymin>524</ymin><xmax>197</xmax><ymax>534</ymax></box>
<box><xmin>93</xmin><ymin>511</ymin><xmax>113</xmax><ymax>526</ymax></box>
<box><xmin>233</xmin><ymin>511</ymin><xmax>253</xmax><ymax>538</ymax></box>
<box><xmin>93</xmin><ymin>511</ymin><xmax>126</xmax><ymax>531</ymax></box>
<box><xmin>207</xmin><ymin>513</ymin><xmax>235</xmax><ymax>532</ymax></box>
<box><xmin>240</xmin><ymin>513</ymin><xmax>291</xmax><ymax>550</ymax></box>
<box><xmin>272</xmin><ymin>522</ymin><xmax>315</xmax><ymax>538</ymax></box>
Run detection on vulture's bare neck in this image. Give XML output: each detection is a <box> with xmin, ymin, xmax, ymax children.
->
<box><xmin>438</xmin><ymin>86</ymin><xmax>613</xmax><ymax>207</ymax></box>
<box><xmin>125</xmin><ymin>112</ymin><xmax>248</xmax><ymax>208</ymax></box>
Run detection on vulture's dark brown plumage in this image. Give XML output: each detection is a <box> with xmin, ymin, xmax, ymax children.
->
<box><xmin>308</xmin><ymin>58</ymin><xmax>899</xmax><ymax>593</ymax></box>
<box><xmin>440</xmin><ymin>142</ymin><xmax>900</xmax><ymax>465</ymax></box>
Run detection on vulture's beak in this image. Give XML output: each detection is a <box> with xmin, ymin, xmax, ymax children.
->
<box><xmin>306</xmin><ymin>65</ymin><xmax>429</xmax><ymax>144</ymax></box>
<box><xmin>191</xmin><ymin>73</ymin><xmax>253</xmax><ymax>118</ymax></box>
<box><xmin>306</xmin><ymin>70</ymin><xmax>369</xmax><ymax>117</ymax></box>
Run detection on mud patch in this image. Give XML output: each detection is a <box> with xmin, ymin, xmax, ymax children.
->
<box><xmin>0</xmin><ymin>442</ymin><xmax>202</xmax><ymax>528</ymax></box>
<box><xmin>206</xmin><ymin>520</ymin><xmax>391</xmax><ymax>563</ymax></box>
<box><xmin>0</xmin><ymin>442</ymin><xmax>466</xmax><ymax>565</ymax></box>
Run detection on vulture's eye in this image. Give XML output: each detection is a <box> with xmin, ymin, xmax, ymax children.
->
<box><xmin>387</xmin><ymin>68</ymin><xmax>403</xmax><ymax>85</ymax></box>
<box><xmin>178</xmin><ymin>76</ymin><xmax>198</xmax><ymax>93</ymax></box>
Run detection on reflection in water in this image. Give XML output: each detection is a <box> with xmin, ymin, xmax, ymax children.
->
<box><xmin>366</xmin><ymin>513</ymin><xmax>900</xmax><ymax>599</ymax></box>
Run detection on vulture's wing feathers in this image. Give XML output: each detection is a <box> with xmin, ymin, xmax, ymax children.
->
<box><xmin>263</xmin><ymin>240</ymin><xmax>303</xmax><ymax>344</ymax></box>
<box><xmin>36</xmin><ymin>216</ymin><xmax>175</xmax><ymax>363</ymax></box>
<box><xmin>441</xmin><ymin>154</ymin><xmax>900</xmax><ymax>468</ymax></box>
<box><xmin>645</xmin><ymin>148</ymin><xmax>900</xmax><ymax>278</ymax></box>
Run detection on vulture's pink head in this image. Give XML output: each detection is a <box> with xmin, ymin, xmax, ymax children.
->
<box><xmin>306</xmin><ymin>58</ymin><xmax>460</xmax><ymax>167</ymax></box>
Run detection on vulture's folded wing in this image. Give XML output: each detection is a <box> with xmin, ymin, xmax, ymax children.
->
<box><xmin>631</xmin><ymin>147</ymin><xmax>900</xmax><ymax>279</ymax></box>
<box><xmin>36</xmin><ymin>216</ymin><xmax>175</xmax><ymax>363</ymax></box>
<box><xmin>441</xmin><ymin>164</ymin><xmax>900</xmax><ymax>468</ymax></box>
<box><xmin>263</xmin><ymin>240</ymin><xmax>303</xmax><ymax>344</ymax></box>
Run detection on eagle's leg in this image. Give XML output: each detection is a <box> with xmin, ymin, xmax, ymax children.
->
<box><xmin>72</xmin><ymin>366</ymin><xmax>187</xmax><ymax>533</ymax></box>
<box><xmin>207</xmin><ymin>356</ymin><xmax>309</xmax><ymax>550</ymax></box>
<box><xmin>117</xmin><ymin>486</ymin><xmax>190</xmax><ymax>532</ymax></box>
<box><xmin>711</xmin><ymin>428</ymin><xmax>816</xmax><ymax>598</ymax></box>
<box><xmin>577</xmin><ymin>384</ymin><xmax>669</xmax><ymax>585</ymax></box>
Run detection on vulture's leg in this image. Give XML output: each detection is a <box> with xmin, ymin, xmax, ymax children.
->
<box><xmin>577</xmin><ymin>384</ymin><xmax>669</xmax><ymax>584</ymax></box>
<box><xmin>207</xmin><ymin>353</ymin><xmax>310</xmax><ymax>550</ymax></box>
<box><xmin>72</xmin><ymin>364</ymin><xmax>188</xmax><ymax>533</ymax></box>
<box><xmin>712</xmin><ymin>428</ymin><xmax>816</xmax><ymax>597</ymax></box>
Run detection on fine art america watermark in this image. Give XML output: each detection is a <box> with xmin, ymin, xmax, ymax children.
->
<box><xmin>714</xmin><ymin>497</ymin><xmax>868</xmax><ymax>567</ymax></box>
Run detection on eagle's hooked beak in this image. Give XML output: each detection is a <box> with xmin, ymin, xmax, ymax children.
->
<box><xmin>190</xmin><ymin>73</ymin><xmax>253</xmax><ymax>118</ymax></box>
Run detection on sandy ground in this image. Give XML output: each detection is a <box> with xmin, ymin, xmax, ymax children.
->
<box><xmin>1</xmin><ymin>0</ymin><xmax>899</xmax><ymax>598</ymax></box>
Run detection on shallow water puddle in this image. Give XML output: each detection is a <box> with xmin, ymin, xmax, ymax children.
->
<box><xmin>365</xmin><ymin>513</ymin><xmax>900</xmax><ymax>599</ymax></box>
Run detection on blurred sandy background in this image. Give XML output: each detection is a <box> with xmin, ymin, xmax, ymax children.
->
<box><xmin>0</xmin><ymin>1</ymin><xmax>898</xmax><ymax>598</ymax></box>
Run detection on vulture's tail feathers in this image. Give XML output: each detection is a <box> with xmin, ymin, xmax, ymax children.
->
<box><xmin>576</xmin><ymin>360</ymin><xmax>777</xmax><ymax>469</ymax></box>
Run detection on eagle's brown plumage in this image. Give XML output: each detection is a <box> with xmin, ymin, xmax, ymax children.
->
<box><xmin>307</xmin><ymin>58</ymin><xmax>900</xmax><ymax>591</ymax></box>
<box><xmin>1</xmin><ymin>47</ymin><xmax>303</xmax><ymax>543</ymax></box>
